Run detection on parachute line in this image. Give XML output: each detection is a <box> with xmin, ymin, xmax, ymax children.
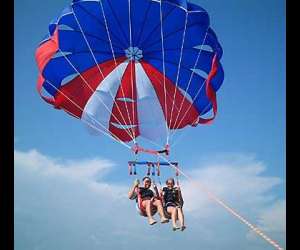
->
<box><xmin>74</xmin><ymin>3</ymin><xmax>127</xmax><ymax>48</ymax></box>
<box><xmin>57</xmin><ymin>49</ymin><xmax>136</xmax><ymax>141</ymax></box>
<box><xmin>143</xmin><ymin>47</ymin><xmax>197</xmax><ymax>55</ymax></box>
<box><xmin>105</xmin><ymin>0</ymin><xmax>130</xmax><ymax>45</ymax></box>
<box><xmin>159</xmin><ymin>0</ymin><xmax>171</xmax><ymax>143</ymax></box>
<box><xmin>138</xmin><ymin>6</ymin><xmax>176</xmax><ymax>48</ymax></box>
<box><xmin>72</xmin><ymin>10</ymin><xmax>105</xmax><ymax>80</ymax></box>
<box><xmin>168</xmin><ymin>11</ymin><xmax>188</xmax><ymax>144</ymax></box>
<box><xmin>135</xmin><ymin>1</ymin><xmax>151</xmax><ymax>46</ymax></box>
<box><xmin>170</xmin><ymin>29</ymin><xmax>209</xmax><ymax>138</ymax></box>
<box><xmin>71</xmin><ymin>10</ymin><xmax>136</xmax><ymax>141</ymax></box>
<box><xmin>128</xmin><ymin>0</ymin><xmax>136</xmax><ymax>140</ymax></box>
<box><xmin>169</xmin><ymin>67</ymin><xmax>211</xmax><ymax>144</ymax></box>
<box><xmin>98</xmin><ymin>0</ymin><xmax>137</xmax><ymax>142</ymax></box>
<box><xmin>43</xmin><ymin>78</ymin><xmax>131</xmax><ymax>149</ymax></box>
<box><xmin>169</xmin><ymin>102</ymin><xmax>211</xmax><ymax>149</ymax></box>
<box><xmin>142</xmin><ymin>21</ymin><xmax>205</xmax><ymax>50</ymax></box>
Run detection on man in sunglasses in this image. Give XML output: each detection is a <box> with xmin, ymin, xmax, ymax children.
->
<box><xmin>128</xmin><ymin>176</ymin><xmax>169</xmax><ymax>225</ymax></box>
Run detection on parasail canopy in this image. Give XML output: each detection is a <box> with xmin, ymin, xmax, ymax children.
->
<box><xmin>36</xmin><ymin>0</ymin><xmax>224</xmax><ymax>147</ymax></box>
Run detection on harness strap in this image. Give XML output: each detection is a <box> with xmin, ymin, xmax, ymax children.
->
<box><xmin>156</xmin><ymin>162</ymin><xmax>161</xmax><ymax>176</ymax></box>
<box><xmin>128</xmin><ymin>163</ymin><xmax>133</xmax><ymax>175</ymax></box>
<box><xmin>135</xmin><ymin>187</ymin><xmax>145</xmax><ymax>213</ymax></box>
<box><xmin>147</xmin><ymin>163</ymin><xmax>151</xmax><ymax>176</ymax></box>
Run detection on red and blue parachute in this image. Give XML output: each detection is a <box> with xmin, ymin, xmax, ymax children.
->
<box><xmin>35</xmin><ymin>0</ymin><xmax>224</xmax><ymax>149</ymax></box>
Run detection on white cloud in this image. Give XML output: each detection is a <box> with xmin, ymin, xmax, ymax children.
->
<box><xmin>182</xmin><ymin>155</ymin><xmax>279</xmax><ymax>206</ymax></box>
<box><xmin>257</xmin><ymin>199</ymin><xmax>286</xmax><ymax>233</ymax></box>
<box><xmin>246</xmin><ymin>200</ymin><xmax>286</xmax><ymax>247</ymax></box>
<box><xmin>14</xmin><ymin>149</ymin><xmax>113</xmax><ymax>178</ymax></box>
<box><xmin>176</xmin><ymin>154</ymin><xmax>285</xmax><ymax>250</ymax></box>
<box><xmin>14</xmin><ymin>149</ymin><xmax>285</xmax><ymax>250</ymax></box>
<box><xmin>14</xmin><ymin>149</ymin><xmax>126</xmax><ymax>199</ymax></box>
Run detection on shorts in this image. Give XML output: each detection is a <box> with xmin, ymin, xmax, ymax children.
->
<box><xmin>165</xmin><ymin>202</ymin><xmax>182</xmax><ymax>208</ymax></box>
<box><xmin>136</xmin><ymin>201</ymin><xmax>157</xmax><ymax>217</ymax></box>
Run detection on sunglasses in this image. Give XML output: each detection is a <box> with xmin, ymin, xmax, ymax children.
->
<box><xmin>167</xmin><ymin>182</ymin><xmax>173</xmax><ymax>185</ymax></box>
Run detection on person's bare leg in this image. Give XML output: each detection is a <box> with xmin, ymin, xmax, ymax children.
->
<box><xmin>177</xmin><ymin>207</ymin><xmax>186</xmax><ymax>230</ymax></box>
<box><xmin>153</xmin><ymin>199</ymin><xmax>169</xmax><ymax>223</ymax></box>
<box><xmin>142</xmin><ymin>200</ymin><xmax>156</xmax><ymax>225</ymax></box>
<box><xmin>167</xmin><ymin>207</ymin><xmax>178</xmax><ymax>230</ymax></box>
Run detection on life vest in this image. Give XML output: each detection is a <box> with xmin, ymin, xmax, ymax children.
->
<box><xmin>135</xmin><ymin>187</ymin><xmax>158</xmax><ymax>216</ymax></box>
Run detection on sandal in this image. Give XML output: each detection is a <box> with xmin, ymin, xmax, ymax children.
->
<box><xmin>149</xmin><ymin>220</ymin><xmax>157</xmax><ymax>225</ymax></box>
<box><xmin>160</xmin><ymin>218</ymin><xmax>169</xmax><ymax>224</ymax></box>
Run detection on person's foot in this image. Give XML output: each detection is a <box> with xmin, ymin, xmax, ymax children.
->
<box><xmin>180</xmin><ymin>225</ymin><xmax>186</xmax><ymax>231</ymax></box>
<box><xmin>172</xmin><ymin>226</ymin><xmax>180</xmax><ymax>231</ymax></box>
<box><xmin>149</xmin><ymin>219</ymin><xmax>157</xmax><ymax>225</ymax></box>
<box><xmin>160</xmin><ymin>217</ymin><xmax>169</xmax><ymax>223</ymax></box>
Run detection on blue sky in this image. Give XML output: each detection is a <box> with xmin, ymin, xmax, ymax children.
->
<box><xmin>14</xmin><ymin>0</ymin><xmax>286</xmax><ymax>249</ymax></box>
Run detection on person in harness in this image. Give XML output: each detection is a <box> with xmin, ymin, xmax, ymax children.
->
<box><xmin>128</xmin><ymin>176</ymin><xmax>169</xmax><ymax>225</ymax></box>
<box><xmin>161</xmin><ymin>178</ymin><xmax>186</xmax><ymax>231</ymax></box>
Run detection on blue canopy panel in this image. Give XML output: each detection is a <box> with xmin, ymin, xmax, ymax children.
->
<box><xmin>48</xmin><ymin>6</ymin><xmax>73</xmax><ymax>36</ymax></box>
<box><xmin>137</xmin><ymin>1</ymin><xmax>223</xmax><ymax>117</ymax></box>
<box><xmin>39</xmin><ymin>0</ymin><xmax>130</xmax><ymax>97</ymax></box>
<box><xmin>140</xmin><ymin>18</ymin><xmax>209</xmax><ymax>52</ymax></box>
<box><xmin>162</xmin><ymin>0</ymin><xmax>187</xmax><ymax>10</ymax></box>
<box><xmin>134</xmin><ymin>1</ymin><xmax>179</xmax><ymax>47</ymax></box>
<box><xmin>72</xmin><ymin>0</ymin><xmax>129</xmax><ymax>48</ymax></box>
<box><xmin>42</xmin><ymin>52</ymin><xmax>118</xmax><ymax>96</ymax></box>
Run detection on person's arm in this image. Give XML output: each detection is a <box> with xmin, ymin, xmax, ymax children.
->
<box><xmin>128</xmin><ymin>179</ymin><xmax>139</xmax><ymax>199</ymax></box>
